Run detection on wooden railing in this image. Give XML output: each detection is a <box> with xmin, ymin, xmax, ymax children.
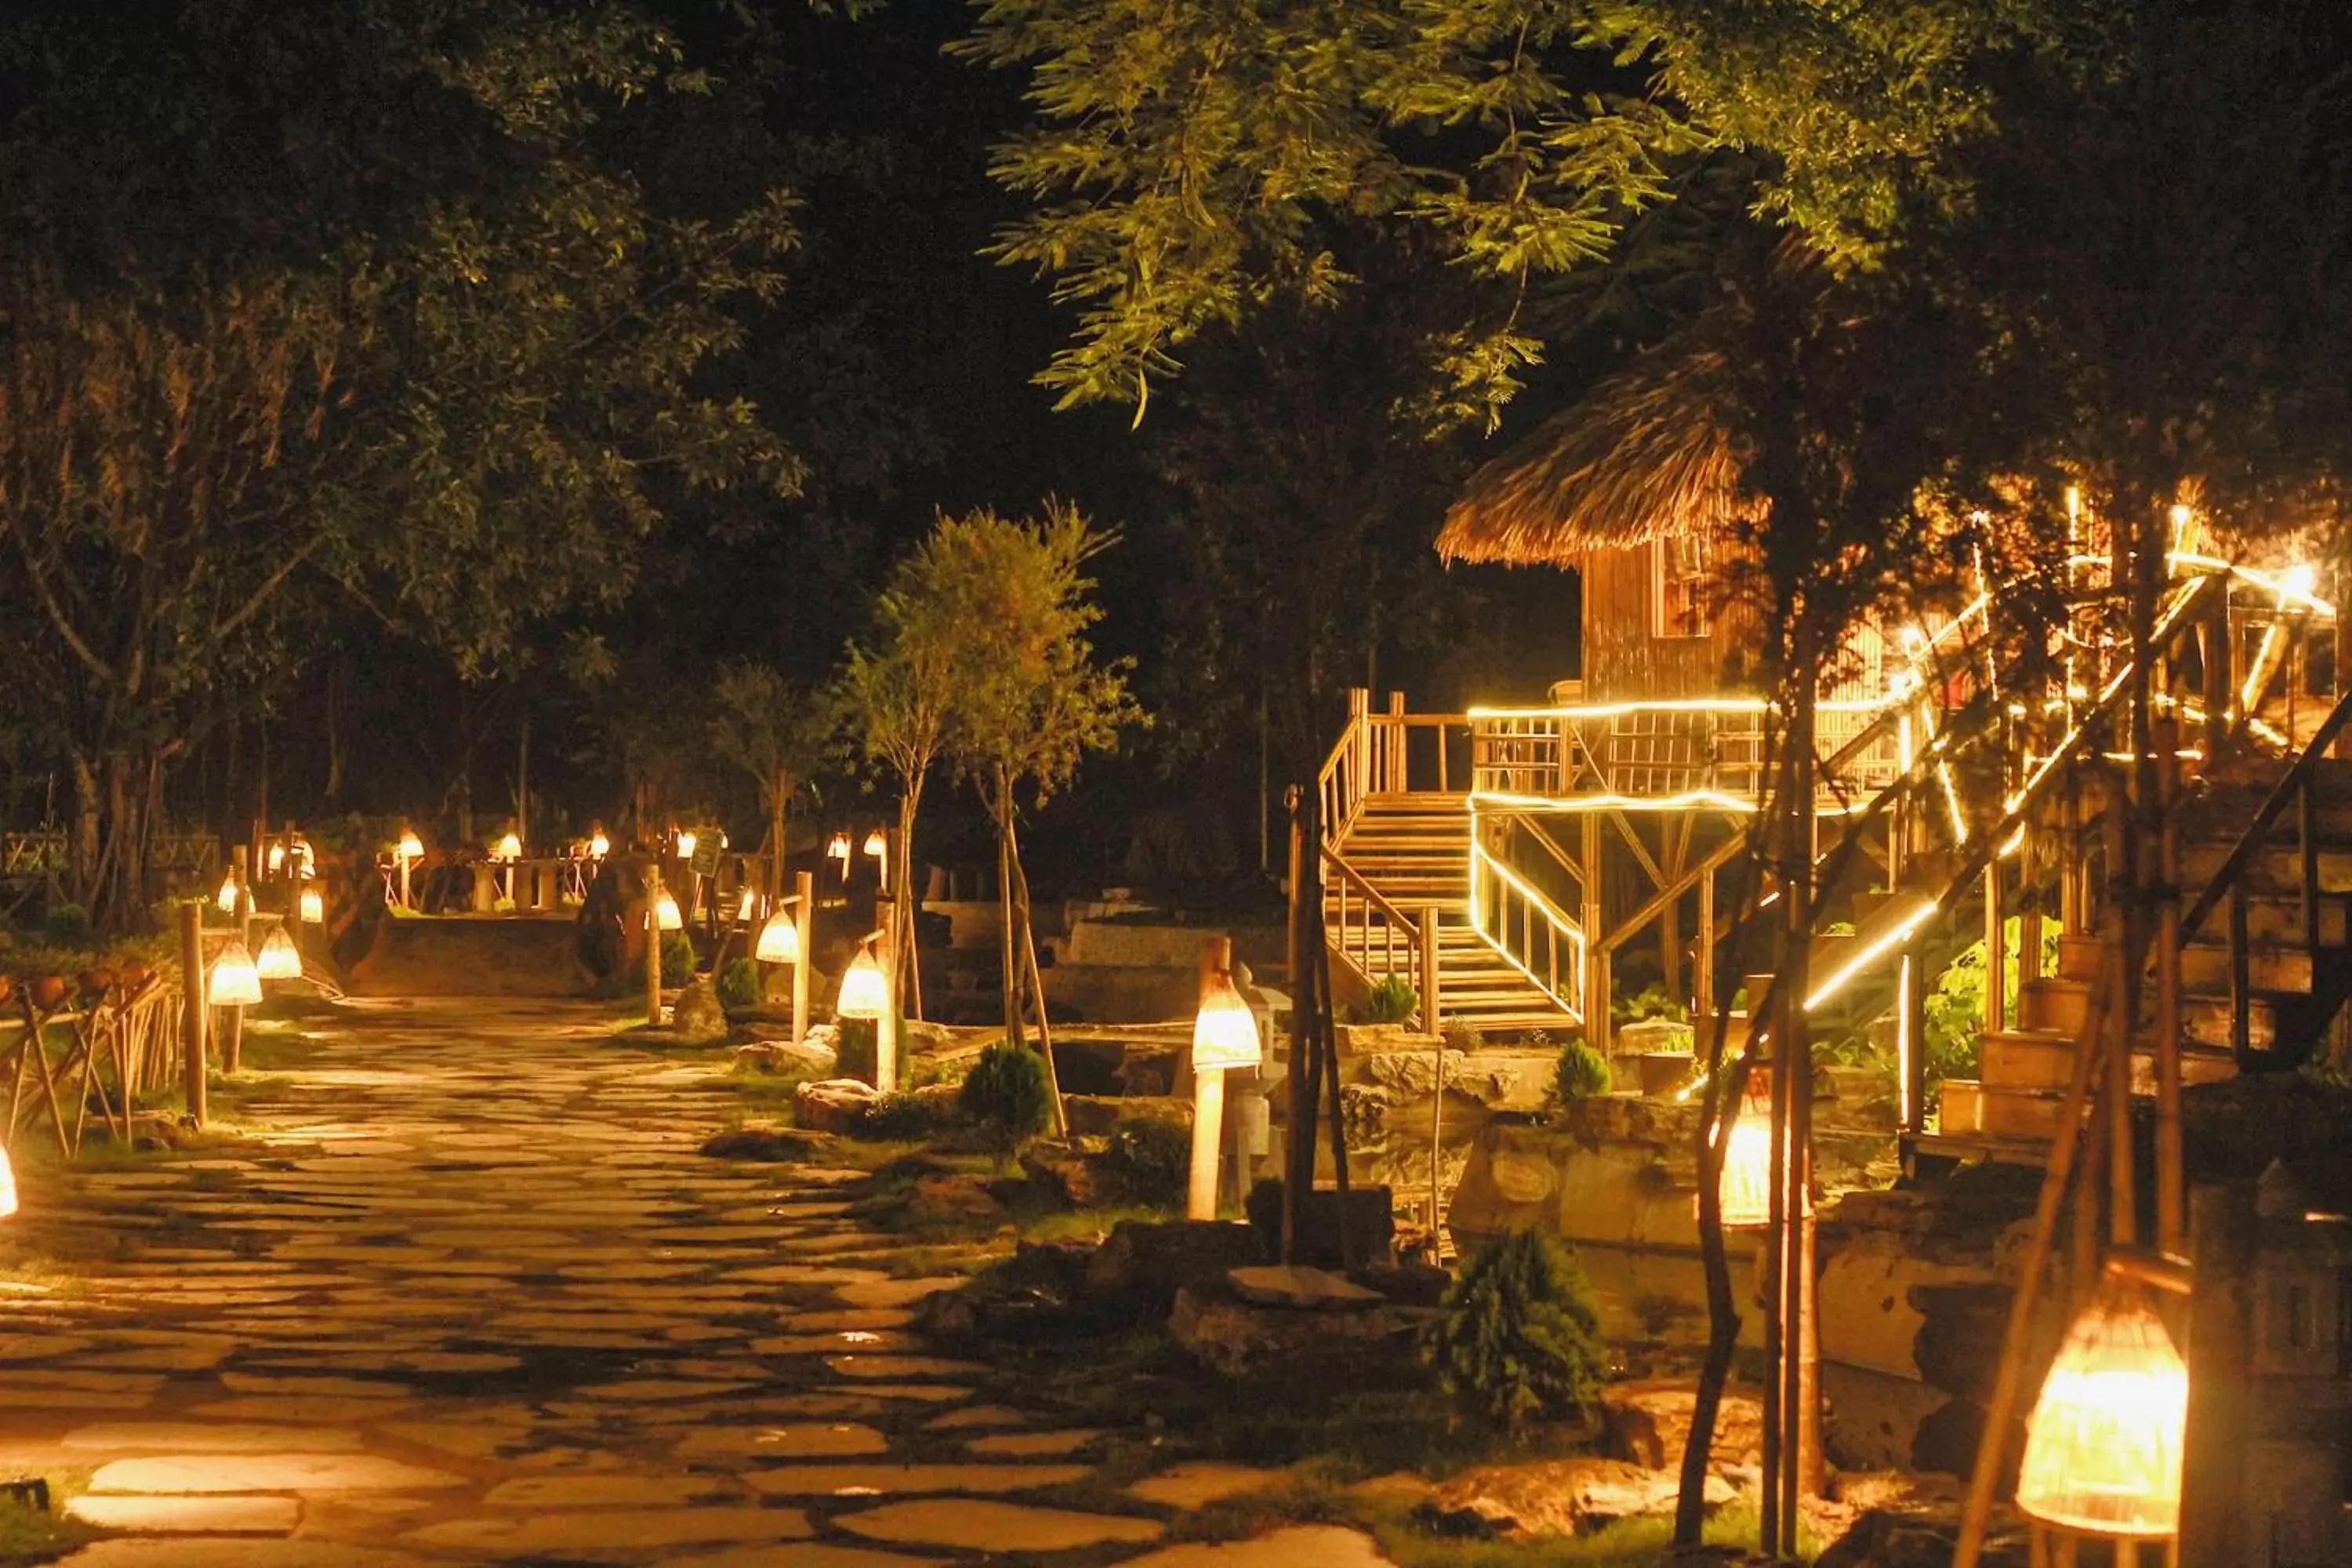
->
<box><xmin>1321</xmin><ymin>845</ymin><xmax>1439</xmax><ymax>1028</ymax></box>
<box><xmin>1468</xmin><ymin>840</ymin><xmax>1584</xmax><ymax>1019</ymax></box>
<box><xmin>1316</xmin><ymin>690</ymin><xmax>1472</xmax><ymax>848</ymax></box>
<box><xmin>2182</xmin><ymin>683</ymin><xmax>2352</xmax><ymax>1065</ymax></box>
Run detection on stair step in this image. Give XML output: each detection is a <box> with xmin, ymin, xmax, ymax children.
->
<box><xmin>2180</xmin><ymin>840</ymin><xmax>2352</xmax><ymax>893</ymax></box>
<box><xmin>1978</xmin><ymin>1032</ymin><xmax>2239</xmax><ymax>1100</ymax></box>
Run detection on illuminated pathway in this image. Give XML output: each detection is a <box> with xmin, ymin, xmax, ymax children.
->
<box><xmin>0</xmin><ymin>1000</ymin><xmax>1389</xmax><ymax>1566</ymax></box>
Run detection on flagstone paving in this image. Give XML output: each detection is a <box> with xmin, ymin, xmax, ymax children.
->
<box><xmin>0</xmin><ymin>998</ymin><xmax>1398</xmax><ymax>1565</ymax></box>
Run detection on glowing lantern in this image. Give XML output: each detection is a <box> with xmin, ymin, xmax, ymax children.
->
<box><xmin>675</xmin><ymin>829</ymin><xmax>698</xmax><ymax>860</ymax></box>
<box><xmin>397</xmin><ymin>829</ymin><xmax>423</xmax><ymax>861</ymax></box>
<box><xmin>266</xmin><ymin>842</ymin><xmax>286</xmax><ymax>874</ymax></box>
<box><xmin>589</xmin><ymin>828</ymin><xmax>611</xmax><ymax>859</ymax></box>
<box><xmin>756</xmin><ymin>907</ymin><xmax>801</xmax><ymax>964</ymax></box>
<box><xmin>2282</xmin><ymin>561</ymin><xmax>2319</xmax><ymax>601</ymax></box>
<box><xmin>256</xmin><ymin>926</ymin><xmax>303</xmax><ymax>982</ymax></box>
<box><xmin>1191</xmin><ymin>972</ymin><xmax>1262</xmax><ymax>1071</ymax></box>
<box><xmin>736</xmin><ymin>886</ymin><xmax>757</xmax><ymax>923</ymax></box>
<box><xmin>827</xmin><ymin>830</ymin><xmax>852</xmax><ymax>875</ymax></box>
<box><xmin>209</xmin><ymin>941</ymin><xmax>263</xmax><ymax>1007</ymax></box>
<box><xmin>216</xmin><ymin>869</ymin><xmax>239</xmax><ymax>913</ymax></box>
<box><xmin>862</xmin><ymin>828</ymin><xmax>887</xmax><ymax>859</ymax></box>
<box><xmin>2015</xmin><ymin>1283</ymin><xmax>2188</xmax><ymax>1539</ymax></box>
<box><xmin>1714</xmin><ymin>1116</ymin><xmax>1773</xmax><ymax>1229</ymax></box>
<box><xmin>652</xmin><ymin>891</ymin><xmax>684</xmax><ymax>932</ymax></box>
<box><xmin>0</xmin><ymin>1143</ymin><xmax>16</xmax><ymax>1218</ymax></box>
<box><xmin>299</xmin><ymin>887</ymin><xmax>325</xmax><ymax>925</ymax></box>
<box><xmin>495</xmin><ymin>831</ymin><xmax>521</xmax><ymax>861</ymax></box>
<box><xmin>836</xmin><ymin>944</ymin><xmax>888</xmax><ymax>1019</ymax></box>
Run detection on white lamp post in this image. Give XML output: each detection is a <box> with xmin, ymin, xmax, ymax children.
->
<box><xmin>1189</xmin><ymin>938</ymin><xmax>1261</xmax><ymax>1221</ymax></box>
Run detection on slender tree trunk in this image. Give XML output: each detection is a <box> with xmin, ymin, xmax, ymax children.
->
<box><xmin>895</xmin><ymin>773</ymin><xmax>924</xmax><ymax>1021</ymax></box>
<box><xmin>994</xmin><ymin>779</ymin><xmax>1025</xmax><ymax>1051</ymax></box>
<box><xmin>1005</xmin><ymin>815</ymin><xmax>1068</xmax><ymax>1138</ymax></box>
<box><xmin>768</xmin><ymin>772</ymin><xmax>789</xmax><ymax>901</ymax></box>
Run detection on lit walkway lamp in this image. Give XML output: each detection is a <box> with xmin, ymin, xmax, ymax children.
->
<box><xmin>826</xmin><ymin>830</ymin><xmax>852</xmax><ymax>882</ymax></box>
<box><xmin>837</xmin><ymin>932</ymin><xmax>897</xmax><ymax>1093</ymax></box>
<box><xmin>2015</xmin><ymin>1277</ymin><xmax>2188</xmax><ymax>1541</ymax></box>
<box><xmin>396</xmin><ymin>827</ymin><xmax>424</xmax><ymax>909</ymax></box>
<box><xmin>209</xmin><ymin>940</ymin><xmax>263</xmax><ymax>1009</ymax></box>
<box><xmin>1189</xmin><ymin>939</ymin><xmax>1261</xmax><ymax>1221</ymax></box>
<box><xmin>256</xmin><ymin>925</ymin><xmax>303</xmax><ymax>983</ymax></box>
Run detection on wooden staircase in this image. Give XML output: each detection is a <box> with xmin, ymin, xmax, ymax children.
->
<box><xmin>1327</xmin><ymin>793</ymin><xmax>1580</xmax><ymax>1034</ymax></box>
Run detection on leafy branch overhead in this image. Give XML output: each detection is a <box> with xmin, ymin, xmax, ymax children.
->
<box><xmin>960</xmin><ymin>0</ymin><xmax>2052</xmax><ymax>426</ymax></box>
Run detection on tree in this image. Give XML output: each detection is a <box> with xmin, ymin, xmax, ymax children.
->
<box><xmin>960</xmin><ymin>0</ymin><xmax>2060</xmax><ymax>426</ymax></box>
<box><xmin>942</xmin><ymin>504</ymin><xmax>1141</xmax><ymax>1117</ymax></box>
<box><xmin>0</xmin><ymin>1</ymin><xmax>802</xmax><ymax>928</ymax></box>
<box><xmin>707</xmin><ymin>663</ymin><xmax>833</xmax><ymax>897</ymax></box>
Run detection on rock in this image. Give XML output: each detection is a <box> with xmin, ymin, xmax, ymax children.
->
<box><xmin>1487</xmin><ymin>1149</ymin><xmax>1559</xmax><ymax>1205</ymax></box>
<box><xmin>1226</xmin><ymin>1265</ymin><xmax>1385</xmax><ymax>1309</ymax></box>
<box><xmin>1429</xmin><ymin>1457</ymin><xmax>1734</xmax><ymax>1538</ymax></box>
<box><xmin>1116</xmin><ymin>1047</ymin><xmax>1181</xmax><ymax>1098</ymax></box>
<box><xmin>1360</xmin><ymin>1044</ymin><xmax>1462</xmax><ymax>1096</ymax></box>
<box><xmin>906</xmin><ymin>1173</ymin><xmax>1003</xmax><ymax>1224</ymax></box>
<box><xmin>1082</xmin><ymin>1221</ymin><xmax>1261</xmax><ymax>1312</ymax></box>
<box><xmin>699</xmin><ymin>1127</ymin><xmax>827</xmax><ymax>1162</ymax></box>
<box><xmin>1813</xmin><ymin>1502</ymin><xmax>2032</xmax><ymax>1567</ymax></box>
<box><xmin>734</xmin><ymin>1037</ymin><xmax>838</xmax><ymax>1078</ymax></box>
<box><xmin>1019</xmin><ymin>1145</ymin><xmax>1107</xmax><ymax>1207</ymax></box>
<box><xmin>795</xmin><ymin>1077</ymin><xmax>880</xmax><ymax>1135</ymax></box>
<box><xmin>1064</xmin><ymin>1094</ymin><xmax>1189</xmax><ymax>1138</ymax></box>
<box><xmin>1597</xmin><ymin>1382</ymin><xmax>1762</xmax><ymax>1472</ymax></box>
<box><xmin>1339</xmin><ymin>1083</ymin><xmax>1392</xmax><ymax>1140</ymax></box>
<box><xmin>671</xmin><ymin>978</ymin><xmax>729</xmax><ymax>1043</ymax></box>
<box><xmin>1167</xmin><ymin>1287</ymin><xmax>1421</xmax><ymax>1379</ymax></box>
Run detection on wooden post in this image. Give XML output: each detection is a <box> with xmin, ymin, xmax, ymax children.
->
<box><xmin>875</xmin><ymin>900</ymin><xmax>899</xmax><ymax>1095</ymax></box>
<box><xmin>1387</xmin><ymin>690</ymin><xmax>1406</xmax><ymax>793</ymax></box>
<box><xmin>224</xmin><ymin>881</ymin><xmax>250</xmax><ymax>1075</ymax></box>
<box><xmin>1984</xmin><ymin>862</ymin><xmax>2005</xmax><ymax>1037</ymax></box>
<box><xmin>791</xmin><ymin>870</ymin><xmax>813</xmax><ymax>1048</ymax></box>
<box><xmin>2205</xmin><ymin>586</ymin><xmax>2230</xmax><ymax>756</ymax></box>
<box><xmin>1696</xmin><ymin>861</ymin><xmax>1716</xmax><ymax>1028</ymax></box>
<box><xmin>2105</xmin><ymin>791</ymin><xmax>2137</xmax><ymax>1247</ymax></box>
<box><xmin>1417</xmin><ymin>904</ymin><xmax>1442</xmax><ymax>1033</ymax></box>
<box><xmin>1581</xmin><ymin>812</ymin><xmax>1607</xmax><ymax>1054</ymax></box>
<box><xmin>2155</xmin><ymin>732</ymin><xmax>2185</xmax><ymax>1256</ymax></box>
<box><xmin>644</xmin><ymin>862</ymin><xmax>665</xmax><ymax>1027</ymax></box>
<box><xmin>179</xmin><ymin>900</ymin><xmax>206</xmax><ymax>1128</ymax></box>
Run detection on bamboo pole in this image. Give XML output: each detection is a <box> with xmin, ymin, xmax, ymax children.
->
<box><xmin>644</xmin><ymin>862</ymin><xmax>665</xmax><ymax>1027</ymax></box>
<box><xmin>179</xmin><ymin>900</ymin><xmax>206</xmax><ymax>1128</ymax></box>
<box><xmin>1188</xmin><ymin>937</ymin><xmax>1232</xmax><ymax>1221</ymax></box>
<box><xmin>791</xmin><ymin>870</ymin><xmax>813</xmax><ymax>1048</ymax></box>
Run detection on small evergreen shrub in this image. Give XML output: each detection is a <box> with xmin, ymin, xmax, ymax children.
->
<box><xmin>1104</xmin><ymin>1116</ymin><xmax>1191</xmax><ymax>1208</ymax></box>
<box><xmin>1443</xmin><ymin>1021</ymin><xmax>1486</xmax><ymax>1054</ymax></box>
<box><xmin>1359</xmin><ymin>974</ymin><xmax>1417</xmax><ymax>1025</ymax></box>
<box><xmin>957</xmin><ymin>1042</ymin><xmax>1053</xmax><ymax>1154</ymax></box>
<box><xmin>1552</xmin><ymin>1040</ymin><xmax>1612</xmax><ymax>1103</ymax></box>
<box><xmin>857</xmin><ymin>1092</ymin><xmax>955</xmax><ymax>1142</ymax></box>
<box><xmin>716</xmin><ymin>956</ymin><xmax>761</xmax><ymax>1011</ymax></box>
<box><xmin>834</xmin><ymin>1016</ymin><xmax>910</xmax><ymax>1086</ymax></box>
<box><xmin>1421</xmin><ymin>1230</ymin><xmax>1608</xmax><ymax>1432</ymax></box>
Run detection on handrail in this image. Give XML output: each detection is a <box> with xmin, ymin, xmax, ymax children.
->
<box><xmin>2180</xmin><ymin>682</ymin><xmax>2352</xmax><ymax>942</ymax></box>
<box><xmin>1320</xmin><ymin>842</ymin><xmax>1432</xmax><ymax>1022</ymax></box>
<box><xmin>1321</xmin><ymin>843</ymin><xmax>1425</xmax><ymax>938</ymax></box>
<box><xmin>1468</xmin><ymin>839</ymin><xmax>1586</xmax><ymax>1018</ymax></box>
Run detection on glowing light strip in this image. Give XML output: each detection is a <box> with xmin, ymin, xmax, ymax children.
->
<box><xmin>1896</xmin><ymin>953</ymin><xmax>1916</xmax><ymax>1128</ymax></box>
<box><xmin>1472</xmin><ymin>787</ymin><xmax>1755</xmax><ymax>815</ymax></box>
<box><xmin>1467</xmin><ymin>841</ymin><xmax>1587</xmax><ymax>1017</ymax></box>
<box><xmin>2168</xmin><ymin>551</ymin><xmax>2335</xmax><ymax>617</ymax></box>
<box><xmin>1805</xmin><ymin>898</ymin><xmax>1937</xmax><ymax>1012</ymax></box>
<box><xmin>1469</xmin><ymin>699</ymin><xmax>1766</xmax><ymax>721</ymax></box>
<box><xmin>1937</xmin><ymin>762</ymin><xmax>1969</xmax><ymax>844</ymax></box>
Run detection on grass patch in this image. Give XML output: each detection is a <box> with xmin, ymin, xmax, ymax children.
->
<box><xmin>0</xmin><ymin>1493</ymin><xmax>96</xmax><ymax>1564</ymax></box>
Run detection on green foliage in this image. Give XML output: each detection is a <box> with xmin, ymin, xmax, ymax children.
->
<box><xmin>957</xmin><ymin>1042</ymin><xmax>1054</xmax><ymax>1154</ymax></box>
<box><xmin>962</xmin><ymin>0</ymin><xmax>2053</xmax><ymax>424</ymax></box>
<box><xmin>707</xmin><ymin>662</ymin><xmax>832</xmax><ymax>848</ymax></box>
<box><xmin>1611</xmin><ymin>983</ymin><xmax>1686</xmax><ymax>1025</ymax></box>
<box><xmin>635</xmin><ymin>932</ymin><xmax>699</xmax><ymax>990</ymax></box>
<box><xmin>42</xmin><ymin>906</ymin><xmax>92</xmax><ymax>946</ymax></box>
<box><xmin>1359</xmin><ymin>974</ymin><xmax>1418</xmax><ymax>1025</ymax></box>
<box><xmin>834</xmin><ymin>1016</ymin><xmax>911</xmax><ymax>1089</ymax></box>
<box><xmin>1552</xmin><ymin>1040</ymin><xmax>1613</xmax><ymax>1104</ymax></box>
<box><xmin>715</xmin><ymin>957</ymin><xmax>761</xmax><ymax>1011</ymax></box>
<box><xmin>1103</xmin><ymin>1116</ymin><xmax>1191</xmax><ymax>1209</ymax></box>
<box><xmin>1441</xmin><ymin>1021</ymin><xmax>1486</xmax><ymax>1054</ymax></box>
<box><xmin>1421</xmin><ymin>1230</ymin><xmax>1609</xmax><ymax>1433</ymax></box>
<box><xmin>856</xmin><ymin>1091</ymin><xmax>956</xmax><ymax>1142</ymax></box>
<box><xmin>1925</xmin><ymin>916</ymin><xmax>2063</xmax><ymax>1106</ymax></box>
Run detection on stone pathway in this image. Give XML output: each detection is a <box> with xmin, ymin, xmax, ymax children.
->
<box><xmin>0</xmin><ymin>1000</ymin><xmax>1393</xmax><ymax>1565</ymax></box>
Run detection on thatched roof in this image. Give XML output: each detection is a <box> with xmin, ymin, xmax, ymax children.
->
<box><xmin>1437</xmin><ymin>349</ymin><xmax>1761</xmax><ymax>568</ymax></box>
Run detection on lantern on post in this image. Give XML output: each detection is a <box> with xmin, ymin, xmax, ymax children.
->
<box><xmin>2014</xmin><ymin>1279</ymin><xmax>2189</xmax><ymax>1541</ymax></box>
<box><xmin>299</xmin><ymin>887</ymin><xmax>325</xmax><ymax>926</ymax></box>
<box><xmin>494</xmin><ymin>828</ymin><xmax>523</xmax><ymax>906</ymax></box>
<box><xmin>827</xmin><ymin>830</ymin><xmax>852</xmax><ymax>880</ymax></box>
<box><xmin>0</xmin><ymin>1144</ymin><xmax>16</xmax><ymax>1219</ymax></box>
<box><xmin>756</xmin><ymin>904</ymin><xmax>802</xmax><ymax>965</ymax></box>
<box><xmin>862</xmin><ymin>827</ymin><xmax>888</xmax><ymax>891</ymax></box>
<box><xmin>1708</xmin><ymin>1080</ymin><xmax>1777</xmax><ymax>1230</ymax></box>
<box><xmin>652</xmin><ymin>890</ymin><xmax>684</xmax><ymax>932</ymax></box>
<box><xmin>216</xmin><ymin>867</ymin><xmax>239</xmax><ymax>914</ymax></box>
<box><xmin>395</xmin><ymin>827</ymin><xmax>424</xmax><ymax>909</ymax></box>
<box><xmin>1188</xmin><ymin>949</ymin><xmax>1261</xmax><ymax>1221</ymax></box>
<box><xmin>675</xmin><ymin>828</ymin><xmax>697</xmax><ymax>861</ymax></box>
<box><xmin>589</xmin><ymin>826</ymin><xmax>611</xmax><ymax>861</ymax></box>
<box><xmin>256</xmin><ymin>925</ymin><xmax>303</xmax><ymax>982</ymax></box>
<box><xmin>209</xmin><ymin>940</ymin><xmax>263</xmax><ymax>1008</ymax></box>
<box><xmin>837</xmin><ymin>940</ymin><xmax>887</xmax><ymax>1019</ymax></box>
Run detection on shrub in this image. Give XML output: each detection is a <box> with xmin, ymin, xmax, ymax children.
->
<box><xmin>1552</xmin><ymin>1040</ymin><xmax>1612</xmax><ymax>1103</ymax></box>
<box><xmin>715</xmin><ymin>956</ymin><xmax>761</xmax><ymax>1011</ymax></box>
<box><xmin>1359</xmin><ymin>974</ymin><xmax>1417</xmax><ymax>1025</ymax></box>
<box><xmin>1421</xmin><ymin>1230</ymin><xmax>1608</xmax><ymax>1432</ymax></box>
<box><xmin>1442</xmin><ymin>1020</ymin><xmax>1486</xmax><ymax>1054</ymax></box>
<box><xmin>835</xmin><ymin>1016</ymin><xmax>910</xmax><ymax>1086</ymax></box>
<box><xmin>633</xmin><ymin>931</ymin><xmax>698</xmax><ymax>989</ymax></box>
<box><xmin>1104</xmin><ymin>1116</ymin><xmax>1190</xmax><ymax>1208</ymax></box>
<box><xmin>858</xmin><ymin>1092</ymin><xmax>956</xmax><ymax>1142</ymax></box>
<box><xmin>957</xmin><ymin>1042</ymin><xmax>1053</xmax><ymax>1154</ymax></box>
<box><xmin>42</xmin><ymin>905</ymin><xmax>90</xmax><ymax>946</ymax></box>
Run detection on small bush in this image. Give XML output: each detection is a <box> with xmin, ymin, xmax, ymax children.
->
<box><xmin>958</xmin><ymin>1042</ymin><xmax>1053</xmax><ymax>1154</ymax></box>
<box><xmin>633</xmin><ymin>931</ymin><xmax>698</xmax><ymax>989</ymax></box>
<box><xmin>835</xmin><ymin>1015</ymin><xmax>910</xmax><ymax>1085</ymax></box>
<box><xmin>1553</xmin><ymin>1040</ymin><xmax>1612</xmax><ymax>1103</ymax></box>
<box><xmin>1421</xmin><ymin>1230</ymin><xmax>1608</xmax><ymax>1432</ymax></box>
<box><xmin>1104</xmin><ymin>1116</ymin><xmax>1191</xmax><ymax>1208</ymax></box>
<box><xmin>1442</xmin><ymin>1021</ymin><xmax>1486</xmax><ymax>1054</ymax></box>
<box><xmin>1359</xmin><ymin>974</ymin><xmax>1417</xmax><ymax>1025</ymax></box>
<box><xmin>858</xmin><ymin>1091</ymin><xmax>956</xmax><ymax>1142</ymax></box>
<box><xmin>42</xmin><ymin>904</ymin><xmax>91</xmax><ymax>946</ymax></box>
<box><xmin>715</xmin><ymin>956</ymin><xmax>761</xmax><ymax>1011</ymax></box>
